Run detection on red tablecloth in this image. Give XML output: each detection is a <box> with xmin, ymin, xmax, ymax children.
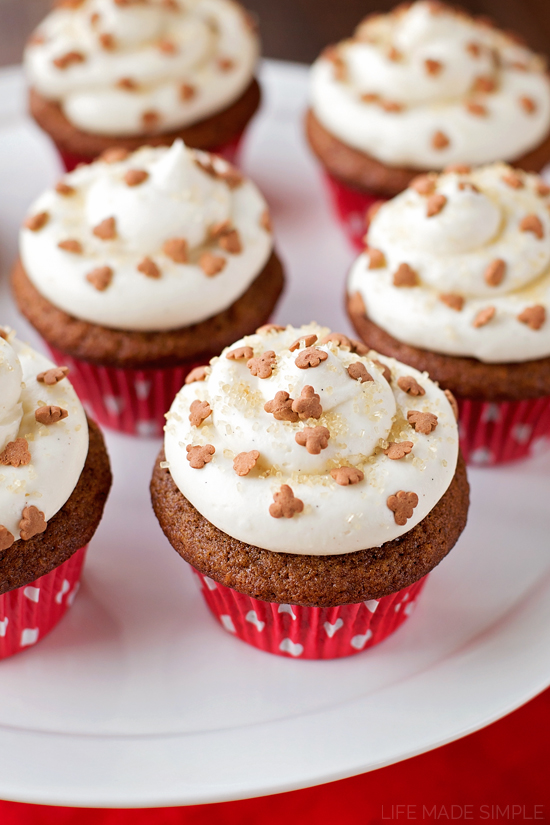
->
<box><xmin>2</xmin><ymin>687</ymin><xmax>549</xmax><ymax>824</ymax></box>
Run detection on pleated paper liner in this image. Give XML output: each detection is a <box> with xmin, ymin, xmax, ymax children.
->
<box><xmin>47</xmin><ymin>346</ymin><xmax>204</xmax><ymax>437</ymax></box>
<box><xmin>0</xmin><ymin>546</ymin><xmax>87</xmax><ymax>660</ymax></box>
<box><xmin>323</xmin><ymin>173</ymin><xmax>388</xmax><ymax>251</ymax></box>
<box><xmin>457</xmin><ymin>396</ymin><xmax>550</xmax><ymax>466</ymax></box>
<box><xmin>193</xmin><ymin>568</ymin><xmax>428</xmax><ymax>660</ymax></box>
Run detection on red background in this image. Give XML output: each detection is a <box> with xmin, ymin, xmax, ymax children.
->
<box><xmin>1</xmin><ymin>686</ymin><xmax>549</xmax><ymax>824</ymax></box>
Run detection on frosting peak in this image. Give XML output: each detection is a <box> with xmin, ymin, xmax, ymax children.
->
<box><xmin>164</xmin><ymin>324</ymin><xmax>459</xmax><ymax>555</ymax></box>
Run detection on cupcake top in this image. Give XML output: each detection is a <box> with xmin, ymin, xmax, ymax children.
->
<box><xmin>348</xmin><ymin>163</ymin><xmax>550</xmax><ymax>363</ymax></box>
<box><xmin>20</xmin><ymin>141</ymin><xmax>273</xmax><ymax>331</ymax></box>
<box><xmin>163</xmin><ymin>323</ymin><xmax>459</xmax><ymax>555</ymax></box>
<box><xmin>0</xmin><ymin>329</ymin><xmax>88</xmax><ymax>549</ymax></box>
<box><xmin>310</xmin><ymin>0</ymin><xmax>550</xmax><ymax>170</ymax></box>
<box><xmin>25</xmin><ymin>0</ymin><xmax>259</xmax><ymax>138</ymax></box>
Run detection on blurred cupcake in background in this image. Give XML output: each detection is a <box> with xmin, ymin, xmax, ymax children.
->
<box><xmin>25</xmin><ymin>0</ymin><xmax>261</xmax><ymax>171</ymax></box>
<box><xmin>12</xmin><ymin>140</ymin><xmax>284</xmax><ymax>437</ymax></box>
<box><xmin>0</xmin><ymin>327</ymin><xmax>111</xmax><ymax>659</ymax></box>
<box><xmin>347</xmin><ymin>163</ymin><xmax>550</xmax><ymax>466</ymax></box>
<box><xmin>306</xmin><ymin>0</ymin><xmax>550</xmax><ymax>248</ymax></box>
<box><xmin>151</xmin><ymin>323</ymin><xmax>468</xmax><ymax>660</ymax></box>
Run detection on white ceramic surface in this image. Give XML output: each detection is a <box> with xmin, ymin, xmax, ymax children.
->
<box><xmin>0</xmin><ymin>61</ymin><xmax>549</xmax><ymax>809</ymax></box>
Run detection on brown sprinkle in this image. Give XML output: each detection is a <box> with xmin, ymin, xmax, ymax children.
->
<box><xmin>25</xmin><ymin>212</ymin><xmax>49</xmax><ymax>232</ymax></box>
<box><xmin>269</xmin><ymin>485</ymin><xmax>303</xmax><ymax>519</ymax></box>
<box><xmin>99</xmin><ymin>33</ymin><xmax>116</xmax><ymax>50</ymax></box>
<box><xmin>218</xmin><ymin>229</ymin><xmax>242</xmax><ymax>255</ymax></box>
<box><xmin>157</xmin><ymin>39</ymin><xmax>178</xmax><ymax>54</ymax></box>
<box><xmin>502</xmin><ymin>171</ymin><xmax>524</xmax><ymax>189</ymax></box>
<box><xmin>189</xmin><ymin>400</ymin><xmax>212</xmax><ymax>427</ymax></box>
<box><xmin>445</xmin><ymin>389</ymin><xmax>459</xmax><ymax>420</ymax></box>
<box><xmin>233</xmin><ymin>450</ymin><xmax>260</xmax><ymax>477</ymax></box>
<box><xmin>58</xmin><ymin>239</ymin><xmax>83</xmax><ymax>254</ymax></box>
<box><xmin>256</xmin><ymin>324</ymin><xmax>285</xmax><ymax>334</ymax></box>
<box><xmin>466</xmin><ymin>101</ymin><xmax>487</xmax><ymax>116</ymax></box>
<box><xmin>101</xmin><ymin>147</ymin><xmax>129</xmax><ymax>164</ymax></box>
<box><xmin>520</xmin><ymin>214</ymin><xmax>544</xmax><ymax>239</ymax></box>
<box><xmin>458</xmin><ymin>182</ymin><xmax>479</xmax><ymax>192</ymax></box>
<box><xmin>0</xmin><ymin>526</ymin><xmax>14</xmax><ymax>552</ymax></box>
<box><xmin>387</xmin><ymin>490</ymin><xmax>419</xmax><ymax>526</ymax></box>
<box><xmin>347</xmin><ymin>362</ymin><xmax>373</xmax><ymax>383</ymax></box>
<box><xmin>518</xmin><ymin>305</ymin><xmax>546</xmax><ymax>330</ymax></box>
<box><xmin>53</xmin><ymin>50</ymin><xmax>86</xmax><ymax>70</ymax></box>
<box><xmin>473</xmin><ymin>75</ymin><xmax>496</xmax><ymax>94</ymax></box>
<box><xmin>384</xmin><ymin>441</ymin><xmax>413</xmax><ymax>460</ymax></box>
<box><xmin>0</xmin><ymin>439</ymin><xmax>31</xmax><ymax>468</ymax></box>
<box><xmin>397</xmin><ymin>375</ymin><xmax>425</xmax><ymax>396</ymax></box>
<box><xmin>124</xmin><ymin>169</ymin><xmax>149</xmax><ymax>187</ymax></box>
<box><xmin>163</xmin><ymin>238</ymin><xmax>188</xmax><ymax>264</ymax></box>
<box><xmin>218</xmin><ymin>57</ymin><xmax>235</xmax><ymax>72</ymax></box>
<box><xmin>425</xmin><ymin>58</ymin><xmax>443</xmax><ymax>76</ymax></box>
<box><xmin>381</xmin><ymin>100</ymin><xmax>403</xmax><ymax>113</ymax></box>
<box><xmin>319</xmin><ymin>332</ymin><xmax>352</xmax><ymax>349</ymax></box>
<box><xmin>264</xmin><ymin>392</ymin><xmax>299</xmax><ymax>423</ymax></box>
<box><xmin>520</xmin><ymin>96</ymin><xmax>537</xmax><ymax>114</ymax></box>
<box><xmin>93</xmin><ymin>216</ymin><xmax>116</xmax><ymax>240</ymax></box>
<box><xmin>426</xmin><ymin>193</ymin><xmax>447</xmax><ymax>217</ymax></box>
<box><xmin>86</xmin><ymin>266</ymin><xmax>113</xmax><ymax>291</ymax></box>
<box><xmin>466</xmin><ymin>41</ymin><xmax>481</xmax><ymax>57</ymax></box>
<box><xmin>289</xmin><ymin>334</ymin><xmax>318</xmax><ymax>352</ymax></box>
<box><xmin>248</xmin><ymin>351</ymin><xmax>277</xmax><ymax>379</ymax></box>
<box><xmin>260</xmin><ymin>209</ymin><xmax>272</xmax><ymax>232</ymax></box>
<box><xmin>387</xmin><ymin>46</ymin><xmax>402</xmax><ymax>62</ymax></box>
<box><xmin>295</xmin><ymin>426</ymin><xmax>330</xmax><ymax>455</ymax></box>
<box><xmin>473</xmin><ymin>306</ymin><xmax>495</xmax><ymax>328</ymax></box>
<box><xmin>137</xmin><ymin>257</ymin><xmax>161</xmax><ymax>279</ymax></box>
<box><xmin>19</xmin><ymin>506</ymin><xmax>47</xmax><ymax>541</ymax></box>
<box><xmin>537</xmin><ymin>181</ymin><xmax>550</xmax><ymax>197</ymax></box>
<box><xmin>180</xmin><ymin>83</ymin><xmax>196</xmax><ymax>101</ymax></box>
<box><xmin>330</xmin><ymin>466</ymin><xmax>364</xmax><ymax>486</ymax></box>
<box><xmin>55</xmin><ymin>181</ymin><xmax>75</xmax><ymax>196</ymax></box>
<box><xmin>368</xmin><ymin>248</ymin><xmax>386</xmax><ymax>269</ymax></box>
<box><xmin>226</xmin><ymin>346</ymin><xmax>254</xmax><ymax>361</ymax></box>
<box><xmin>35</xmin><ymin>405</ymin><xmax>69</xmax><ymax>426</ymax></box>
<box><xmin>485</xmin><ymin>259</ymin><xmax>506</xmax><ymax>287</ymax></box>
<box><xmin>37</xmin><ymin>366</ymin><xmax>69</xmax><ymax>385</ymax></box>
<box><xmin>372</xmin><ymin>359</ymin><xmax>391</xmax><ymax>382</ymax></box>
<box><xmin>407</xmin><ymin>410</ymin><xmax>438</xmax><ymax>434</ymax></box>
<box><xmin>185</xmin><ymin>366</ymin><xmax>208</xmax><ymax>384</ymax></box>
<box><xmin>393</xmin><ymin>263</ymin><xmax>419</xmax><ymax>287</ymax></box>
<box><xmin>445</xmin><ymin>164</ymin><xmax>471</xmax><ymax>174</ymax></box>
<box><xmin>186</xmin><ymin>444</ymin><xmax>215</xmax><ymax>469</ymax></box>
<box><xmin>142</xmin><ymin>110</ymin><xmax>160</xmax><ymax>129</ymax></box>
<box><xmin>292</xmin><ymin>386</ymin><xmax>322</xmax><ymax>420</ymax></box>
<box><xmin>349</xmin><ymin>291</ymin><xmax>366</xmax><ymax>317</ymax></box>
<box><xmin>295</xmin><ymin>348</ymin><xmax>328</xmax><ymax>370</ymax></box>
<box><xmin>440</xmin><ymin>293</ymin><xmax>465</xmax><ymax>312</ymax></box>
<box><xmin>432</xmin><ymin>131</ymin><xmax>450</xmax><ymax>150</ymax></box>
<box><xmin>220</xmin><ymin>168</ymin><xmax>244</xmax><ymax>189</ymax></box>
<box><xmin>199</xmin><ymin>253</ymin><xmax>226</xmax><ymax>277</ymax></box>
<box><xmin>411</xmin><ymin>175</ymin><xmax>436</xmax><ymax>196</ymax></box>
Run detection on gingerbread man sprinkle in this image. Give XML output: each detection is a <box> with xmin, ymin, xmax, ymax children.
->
<box><xmin>189</xmin><ymin>400</ymin><xmax>212</xmax><ymax>427</ymax></box>
<box><xmin>330</xmin><ymin>467</ymin><xmax>364</xmax><ymax>486</ymax></box>
<box><xmin>407</xmin><ymin>410</ymin><xmax>438</xmax><ymax>434</ymax></box>
<box><xmin>295</xmin><ymin>426</ymin><xmax>330</xmax><ymax>455</ymax></box>
<box><xmin>248</xmin><ymin>351</ymin><xmax>277</xmax><ymax>379</ymax></box>
<box><xmin>186</xmin><ymin>444</ymin><xmax>215</xmax><ymax>469</ymax></box>
<box><xmin>387</xmin><ymin>491</ymin><xmax>419</xmax><ymax>526</ymax></box>
<box><xmin>233</xmin><ymin>451</ymin><xmax>260</xmax><ymax>477</ymax></box>
<box><xmin>292</xmin><ymin>386</ymin><xmax>322</xmax><ymax>420</ymax></box>
<box><xmin>269</xmin><ymin>485</ymin><xmax>304</xmax><ymax>519</ymax></box>
<box><xmin>264</xmin><ymin>392</ymin><xmax>299</xmax><ymax>422</ymax></box>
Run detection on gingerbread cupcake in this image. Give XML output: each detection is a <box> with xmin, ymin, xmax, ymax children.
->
<box><xmin>306</xmin><ymin>0</ymin><xmax>550</xmax><ymax>248</ymax></box>
<box><xmin>25</xmin><ymin>0</ymin><xmax>261</xmax><ymax>171</ymax></box>
<box><xmin>0</xmin><ymin>327</ymin><xmax>111</xmax><ymax>659</ymax></box>
<box><xmin>151</xmin><ymin>323</ymin><xmax>468</xmax><ymax>660</ymax></box>
<box><xmin>12</xmin><ymin>140</ymin><xmax>284</xmax><ymax>437</ymax></box>
<box><xmin>347</xmin><ymin>163</ymin><xmax>550</xmax><ymax>465</ymax></box>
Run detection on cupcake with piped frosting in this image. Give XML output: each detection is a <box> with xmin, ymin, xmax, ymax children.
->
<box><xmin>151</xmin><ymin>323</ymin><xmax>469</xmax><ymax>659</ymax></box>
<box><xmin>25</xmin><ymin>0</ymin><xmax>261</xmax><ymax>171</ymax></box>
<box><xmin>12</xmin><ymin>140</ymin><xmax>284</xmax><ymax>437</ymax></box>
<box><xmin>306</xmin><ymin>0</ymin><xmax>550</xmax><ymax>248</ymax></box>
<box><xmin>347</xmin><ymin>162</ymin><xmax>550</xmax><ymax>465</ymax></box>
<box><xmin>0</xmin><ymin>327</ymin><xmax>111</xmax><ymax>659</ymax></box>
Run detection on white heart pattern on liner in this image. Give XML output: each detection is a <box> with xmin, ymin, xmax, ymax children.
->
<box><xmin>23</xmin><ymin>586</ymin><xmax>40</xmax><ymax>603</ymax></box>
<box><xmin>364</xmin><ymin>599</ymin><xmax>379</xmax><ymax>613</ymax></box>
<box><xmin>324</xmin><ymin>618</ymin><xmax>344</xmax><ymax>638</ymax></box>
<box><xmin>404</xmin><ymin>601</ymin><xmax>416</xmax><ymax>617</ymax></box>
<box><xmin>351</xmin><ymin>629</ymin><xmax>373</xmax><ymax>651</ymax></box>
<box><xmin>67</xmin><ymin>582</ymin><xmax>80</xmax><ymax>607</ymax></box>
<box><xmin>220</xmin><ymin>614</ymin><xmax>236</xmax><ymax>634</ymax></box>
<box><xmin>55</xmin><ymin>579</ymin><xmax>71</xmax><ymax>605</ymax></box>
<box><xmin>204</xmin><ymin>576</ymin><xmax>218</xmax><ymax>591</ymax></box>
<box><xmin>279</xmin><ymin>638</ymin><xmax>304</xmax><ymax>657</ymax></box>
<box><xmin>245</xmin><ymin>610</ymin><xmax>265</xmax><ymax>632</ymax></box>
<box><xmin>20</xmin><ymin>627</ymin><xmax>39</xmax><ymax>647</ymax></box>
<box><xmin>104</xmin><ymin>395</ymin><xmax>124</xmax><ymax>415</ymax></box>
<box><xmin>135</xmin><ymin>380</ymin><xmax>151</xmax><ymax>401</ymax></box>
<box><xmin>278</xmin><ymin>604</ymin><xmax>296</xmax><ymax>620</ymax></box>
<box><xmin>0</xmin><ymin>617</ymin><xmax>8</xmax><ymax>637</ymax></box>
<box><xmin>482</xmin><ymin>403</ymin><xmax>501</xmax><ymax>423</ymax></box>
<box><xmin>513</xmin><ymin>424</ymin><xmax>533</xmax><ymax>444</ymax></box>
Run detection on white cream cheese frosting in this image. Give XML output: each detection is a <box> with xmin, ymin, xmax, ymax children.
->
<box><xmin>348</xmin><ymin>163</ymin><xmax>550</xmax><ymax>363</ymax></box>
<box><xmin>20</xmin><ymin>141</ymin><xmax>273</xmax><ymax>331</ymax></box>
<box><xmin>25</xmin><ymin>0</ymin><xmax>259</xmax><ymax>137</ymax></box>
<box><xmin>0</xmin><ymin>330</ymin><xmax>88</xmax><ymax>546</ymax></box>
<box><xmin>310</xmin><ymin>1</ymin><xmax>550</xmax><ymax>170</ymax></box>
<box><xmin>163</xmin><ymin>323</ymin><xmax>459</xmax><ymax>555</ymax></box>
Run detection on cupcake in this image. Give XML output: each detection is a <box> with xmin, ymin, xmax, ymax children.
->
<box><xmin>12</xmin><ymin>140</ymin><xmax>284</xmax><ymax>437</ymax></box>
<box><xmin>151</xmin><ymin>323</ymin><xmax>469</xmax><ymax>660</ymax></box>
<box><xmin>0</xmin><ymin>327</ymin><xmax>111</xmax><ymax>659</ymax></box>
<box><xmin>306</xmin><ymin>0</ymin><xmax>550</xmax><ymax>248</ymax></box>
<box><xmin>347</xmin><ymin>163</ymin><xmax>550</xmax><ymax>465</ymax></box>
<box><xmin>25</xmin><ymin>0</ymin><xmax>261</xmax><ymax>171</ymax></box>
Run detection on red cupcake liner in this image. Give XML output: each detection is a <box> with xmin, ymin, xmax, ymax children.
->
<box><xmin>457</xmin><ymin>395</ymin><xmax>550</xmax><ymax>466</ymax></box>
<box><xmin>323</xmin><ymin>173</ymin><xmax>388</xmax><ymax>251</ymax></box>
<box><xmin>47</xmin><ymin>346</ymin><xmax>202</xmax><ymax>437</ymax></box>
<box><xmin>58</xmin><ymin>131</ymin><xmax>245</xmax><ymax>173</ymax></box>
<box><xmin>0</xmin><ymin>546</ymin><xmax>87</xmax><ymax>660</ymax></box>
<box><xmin>193</xmin><ymin>568</ymin><xmax>428</xmax><ymax>660</ymax></box>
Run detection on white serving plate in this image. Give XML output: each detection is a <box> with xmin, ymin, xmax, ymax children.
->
<box><xmin>0</xmin><ymin>61</ymin><xmax>549</xmax><ymax>809</ymax></box>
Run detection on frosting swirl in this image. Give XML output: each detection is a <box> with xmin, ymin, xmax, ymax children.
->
<box><xmin>20</xmin><ymin>141</ymin><xmax>273</xmax><ymax>331</ymax></box>
<box><xmin>348</xmin><ymin>163</ymin><xmax>550</xmax><ymax>363</ymax></box>
<box><xmin>164</xmin><ymin>323</ymin><xmax>459</xmax><ymax>555</ymax></box>
<box><xmin>25</xmin><ymin>0</ymin><xmax>259</xmax><ymax>137</ymax></box>
<box><xmin>310</xmin><ymin>1</ymin><xmax>550</xmax><ymax>169</ymax></box>
<box><xmin>0</xmin><ymin>330</ymin><xmax>88</xmax><ymax>546</ymax></box>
